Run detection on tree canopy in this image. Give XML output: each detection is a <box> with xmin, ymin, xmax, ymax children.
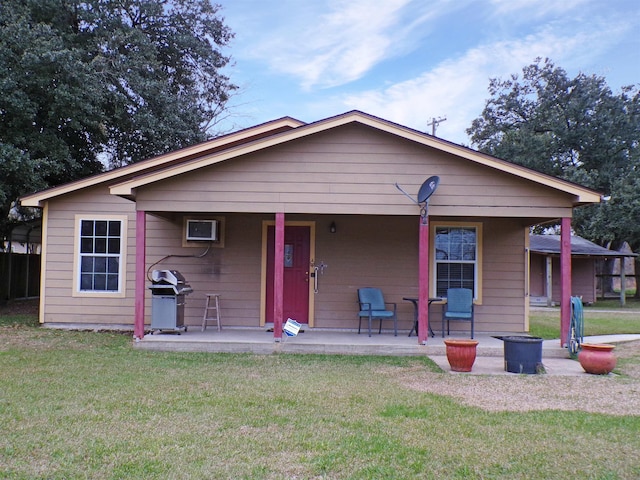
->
<box><xmin>467</xmin><ymin>58</ymin><xmax>640</xmax><ymax>252</ymax></box>
<box><xmin>0</xmin><ymin>0</ymin><xmax>236</xmax><ymax>248</ymax></box>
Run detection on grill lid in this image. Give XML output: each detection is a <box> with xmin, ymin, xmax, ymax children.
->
<box><xmin>150</xmin><ymin>269</ymin><xmax>193</xmax><ymax>295</ymax></box>
<box><xmin>152</xmin><ymin>269</ymin><xmax>186</xmax><ymax>286</ymax></box>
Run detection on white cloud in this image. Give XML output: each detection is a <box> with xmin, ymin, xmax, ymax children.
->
<box><xmin>246</xmin><ymin>0</ymin><xmax>444</xmax><ymax>89</ymax></box>
<box><xmin>339</xmin><ymin>27</ymin><xmax>619</xmax><ymax>144</ymax></box>
<box><xmin>222</xmin><ymin>0</ymin><xmax>639</xmax><ymax>143</ymax></box>
<box><xmin>488</xmin><ymin>0</ymin><xmax>589</xmax><ymax>18</ymax></box>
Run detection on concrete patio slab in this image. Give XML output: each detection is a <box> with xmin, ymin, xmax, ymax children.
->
<box><xmin>429</xmin><ymin>354</ymin><xmax>587</xmax><ymax>376</ymax></box>
<box><xmin>135</xmin><ymin>328</ymin><xmax>565</xmax><ymax>357</ymax></box>
<box><xmin>133</xmin><ymin>328</ymin><xmax>640</xmax><ymax>376</ymax></box>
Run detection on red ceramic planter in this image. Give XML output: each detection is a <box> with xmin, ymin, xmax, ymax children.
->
<box><xmin>444</xmin><ymin>339</ymin><xmax>479</xmax><ymax>372</ymax></box>
<box><xmin>578</xmin><ymin>343</ymin><xmax>617</xmax><ymax>375</ymax></box>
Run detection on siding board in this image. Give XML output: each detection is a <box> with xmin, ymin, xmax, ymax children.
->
<box><xmin>37</xmin><ymin>122</ymin><xmax>571</xmax><ymax>333</ymax></box>
<box><xmin>41</xmin><ymin>186</ymin><xmax>137</xmax><ymax>325</ymax></box>
<box><xmin>135</xmin><ymin>124</ymin><xmax>573</xmax><ymax>218</ymax></box>
<box><xmin>41</xmin><ymin>209</ymin><xmax>529</xmax><ymax>332</ymax></box>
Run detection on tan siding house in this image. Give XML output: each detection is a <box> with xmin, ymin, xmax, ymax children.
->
<box><xmin>21</xmin><ymin>111</ymin><xmax>601</xmax><ymax>342</ymax></box>
<box><xmin>528</xmin><ymin>234</ymin><xmax>636</xmax><ymax>306</ymax></box>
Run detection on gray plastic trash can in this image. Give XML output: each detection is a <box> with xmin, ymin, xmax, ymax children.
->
<box><xmin>501</xmin><ymin>336</ymin><xmax>543</xmax><ymax>374</ymax></box>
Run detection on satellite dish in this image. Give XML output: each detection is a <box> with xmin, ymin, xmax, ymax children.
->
<box><xmin>417</xmin><ymin>176</ymin><xmax>440</xmax><ymax>204</ymax></box>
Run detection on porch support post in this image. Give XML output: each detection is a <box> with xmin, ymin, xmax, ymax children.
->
<box><xmin>545</xmin><ymin>256</ymin><xmax>553</xmax><ymax>307</ymax></box>
<box><xmin>560</xmin><ymin>217</ymin><xmax>571</xmax><ymax>347</ymax></box>
<box><xmin>418</xmin><ymin>216</ymin><xmax>430</xmax><ymax>344</ymax></box>
<box><xmin>273</xmin><ymin>212</ymin><xmax>285</xmax><ymax>341</ymax></box>
<box><xmin>134</xmin><ymin>210</ymin><xmax>146</xmax><ymax>340</ymax></box>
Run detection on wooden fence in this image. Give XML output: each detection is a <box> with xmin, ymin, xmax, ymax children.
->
<box><xmin>0</xmin><ymin>252</ymin><xmax>41</xmax><ymax>301</ymax></box>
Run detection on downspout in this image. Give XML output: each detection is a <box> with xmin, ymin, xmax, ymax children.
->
<box><xmin>134</xmin><ymin>210</ymin><xmax>146</xmax><ymax>340</ymax></box>
<box><xmin>560</xmin><ymin>217</ymin><xmax>571</xmax><ymax>347</ymax></box>
<box><xmin>273</xmin><ymin>212</ymin><xmax>285</xmax><ymax>341</ymax></box>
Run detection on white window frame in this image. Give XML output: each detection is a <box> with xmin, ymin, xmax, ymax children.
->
<box><xmin>430</xmin><ymin>221</ymin><xmax>483</xmax><ymax>304</ymax></box>
<box><xmin>73</xmin><ymin>214</ymin><xmax>128</xmax><ymax>297</ymax></box>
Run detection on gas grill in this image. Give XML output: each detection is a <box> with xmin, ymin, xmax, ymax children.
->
<box><xmin>149</xmin><ymin>269</ymin><xmax>193</xmax><ymax>332</ymax></box>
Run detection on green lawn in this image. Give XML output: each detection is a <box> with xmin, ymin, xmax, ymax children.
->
<box><xmin>529</xmin><ymin>299</ymin><xmax>640</xmax><ymax>339</ymax></box>
<box><xmin>1</xmin><ymin>309</ymin><xmax>640</xmax><ymax>479</ymax></box>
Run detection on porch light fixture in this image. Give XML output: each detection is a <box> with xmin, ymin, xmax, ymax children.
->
<box><xmin>329</xmin><ymin>222</ymin><xmax>337</xmax><ymax>234</ymax></box>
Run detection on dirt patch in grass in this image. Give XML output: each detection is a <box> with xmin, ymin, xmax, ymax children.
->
<box><xmin>397</xmin><ymin>340</ymin><xmax>640</xmax><ymax>416</ymax></box>
<box><xmin>0</xmin><ymin>298</ymin><xmax>39</xmax><ymax>316</ymax></box>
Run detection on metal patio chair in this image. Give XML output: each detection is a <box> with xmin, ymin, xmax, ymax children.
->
<box><xmin>357</xmin><ymin>288</ymin><xmax>397</xmax><ymax>337</ymax></box>
<box><xmin>442</xmin><ymin>288</ymin><xmax>474</xmax><ymax>338</ymax></box>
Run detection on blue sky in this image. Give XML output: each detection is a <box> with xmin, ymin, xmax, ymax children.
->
<box><xmin>218</xmin><ymin>0</ymin><xmax>639</xmax><ymax>145</ymax></box>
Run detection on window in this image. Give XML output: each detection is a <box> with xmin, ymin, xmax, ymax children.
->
<box><xmin>76</xmin><ymin>218</ymin><xmax>124</xmax><ymax>293</ymax></box>
<box><xmin>432</xmin><ymin>224</ymin><xmax>482</xmax><ymax>300</ymax></box>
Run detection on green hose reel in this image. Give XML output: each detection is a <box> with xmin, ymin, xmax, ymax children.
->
<box><xmin>568</xmin><ymin>296</ymin><xmax>584</xmax><ymax>358</ymax></box>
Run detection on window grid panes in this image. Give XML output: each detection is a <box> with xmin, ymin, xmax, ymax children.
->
<box><xmin>435</xmin><ymin>227</ymin><xmax>477</xmax><ymax>298</ymax></box>
<box><xmin>79</xmin><ymin>220</ymin><xmax>121</xmax><ymax>292</ymax></box>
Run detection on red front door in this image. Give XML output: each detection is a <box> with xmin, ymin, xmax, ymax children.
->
<box><xmin>266</xmin><ymin>226</ymin><xmax>311</xmax><ymax>324</ymax></box>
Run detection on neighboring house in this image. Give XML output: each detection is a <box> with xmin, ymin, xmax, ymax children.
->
<box><xmin>4</xmin><ymin>218</ymin><xmax>42</xmax><ymax>254</ymax></box>
<box><xmin>20</xmin><ymin>111</ymin><xmax>601</xmax><ymax>342</ymax></box>
<box><xmin>529</xmin><ymin>234</ymin><xmax>637</xmax><ymax>306</ymax></box>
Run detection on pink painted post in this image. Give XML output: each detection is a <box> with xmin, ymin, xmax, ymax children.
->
<box><xmin>273</xmin><ymin>212</ymin><xmax>285</xmax><ymax>340</ymax></box>
<box><xmin>560</xmin><ymin>217</ymin><xmax>572</xmax><ymax>347</ymax></box>
<box><xmin>134</xmin><ymin>210</ymin><xmax>146</xmax><ymax>340</ymax></box>
<box><xmin>418</xmin><ymin>216</ymin><xmax>430</xmax><ymax>344</ymax></box>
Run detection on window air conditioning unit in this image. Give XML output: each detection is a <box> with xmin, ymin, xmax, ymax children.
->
<box><xmin>186</xmin><ymin>219</ymin><xmax>218</xmax><ymax>241</ymax></box>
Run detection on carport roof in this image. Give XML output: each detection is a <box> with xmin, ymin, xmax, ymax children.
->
<box><xmin>530</xmin><ymin>234</ymin><xmax>637</xmax><ymax>257</ymax></box>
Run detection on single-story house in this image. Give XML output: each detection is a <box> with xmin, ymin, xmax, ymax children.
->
<box><xmin>529</xmin><ymin>234</ymin><xmax>637</xmax><ymax>306</ymax></box>
<box><xmin>20</xmin><ymin>111</ymin><xmax>602</xmax><ymax>344</ymax></box>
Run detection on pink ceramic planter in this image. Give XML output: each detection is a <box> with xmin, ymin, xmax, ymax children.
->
<box><xmin>444</xmin><ymin>339</ymin><xmax>479</xmax><ymax>372</ymax></box>
<box><xmin>578</xmin><ymin>343</ymin><xmax>617</xmax><ymax>375</ymax></box>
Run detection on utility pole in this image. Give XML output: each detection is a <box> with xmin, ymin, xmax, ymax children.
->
<box><xmin>427</xmin><ymin>116</ymin><xmax>447</xmax><ymax>136</ymax></box>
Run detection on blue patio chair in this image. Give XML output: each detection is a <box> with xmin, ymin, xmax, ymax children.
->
<box><xmin>442</xmin><ymin>288</ymin><xmax>474</xmax><ymax>338</ymax></box>
<box><xmin>357</xmin><ymin>288</ymin><xmax>397</xmax><ymax>337</ymax></box>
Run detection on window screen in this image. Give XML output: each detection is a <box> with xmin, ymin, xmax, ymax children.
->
<box><xmin>435</xmin><ymin>226</ymin><xmax>477</xmax><ymax>297</ymax></box>
<box><xmin>78</xmin><ymin>220</ymin><xmax>122</xmax><ymax>292</ymax></box>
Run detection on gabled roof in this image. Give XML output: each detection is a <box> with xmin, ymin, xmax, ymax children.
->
<box><xmin>21</xmin><ymin>110</ymin><xmax>602</xmax><ymax>206</ymax></box>
<box><xmin>20</xmin><ymin>116</ymin><xmax>304</xmax><ymax>207</ymax></box>
<box><xmin>530</xmin><ymin>234</ymin><xmax>637</xmax><ymax>257</ymax></box>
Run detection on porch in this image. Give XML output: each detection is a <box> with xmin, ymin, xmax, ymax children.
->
<box><xmin>134</xmin><ymin>328</ymin><xmax>582</xmax><ymax>375</ymax></box>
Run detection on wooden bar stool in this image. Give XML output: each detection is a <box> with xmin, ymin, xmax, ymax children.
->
<box><xmin>202</xmin><ymin>294</ymin><xmax>221</xmax><ymax>331</ymax></box>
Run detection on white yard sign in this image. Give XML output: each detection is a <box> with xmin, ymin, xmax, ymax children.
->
<box><xmin>283</xmin><ymin>318</ymin><xmax>301</xmax><ymax>337</ymax></box>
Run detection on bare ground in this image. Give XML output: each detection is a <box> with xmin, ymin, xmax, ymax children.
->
<box><xmin>396</xmin><ymin>340</ymin><xmax>640</xmax><ymax>416</ymax></box>
<box><xmin>0</xmin><ymin>298</ymin><xmax>39</xmax><ymax>316</ymax></box>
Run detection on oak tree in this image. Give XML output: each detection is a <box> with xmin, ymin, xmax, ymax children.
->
<box><xmin>468</xmin><ymin>58</ymin><xmax>640</xmax><ymax>252</ymax></box>
<box><xmin>0</xmin><ymin>0</ymin><xmax>236</xmax><ymax>248</ymax></box>
<box><xmin>468</xmin><ymin>58</ymin><xmax>640</xmax><ymax>295</ymax></box>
